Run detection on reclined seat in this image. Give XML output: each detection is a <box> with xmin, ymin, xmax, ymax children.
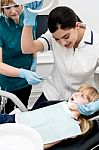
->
<box><xmin>0</xmin><ymin>90</ymin><xmax>99</xmax><ymax>150</ymax></box>
<box><xmin>47</xmin><ymin>119</ymin><xmax>99</xmax><ymax>150</ymax></box>
<box><xmin>34</xmin><ymin>100</ymin><xmax>99</xmax><ymax>150</ymax></box>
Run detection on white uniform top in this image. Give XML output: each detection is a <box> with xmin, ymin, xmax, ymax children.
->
<box><xmin>38</xmin><ymin>26</ymin><xmax>99</xmax><ymax>100</ymax></box>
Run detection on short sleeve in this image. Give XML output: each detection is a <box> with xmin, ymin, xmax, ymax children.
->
<box><xmin>37</xmin><ymin>30</ymin><xmax>52</xmax><ymax>51</ymax></box>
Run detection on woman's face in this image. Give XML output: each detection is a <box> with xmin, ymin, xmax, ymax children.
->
<box><xmin>2</xmin><ymin>2</ymin><xmax>22</xmax><ymax>23</ymax></box>
<box><xmin>68</xmin><ymin>91</ymin><xmax>89</xmax><ymax>105</ymax></box>
<box><xmin>52</xmin><ymin>27</ymin><xmax>78</xmax><ymax>48</ymax></box>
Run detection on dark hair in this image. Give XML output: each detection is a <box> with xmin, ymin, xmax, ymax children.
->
<box><xmin>48</xmin><ymin>6</ymin><xmax>82</xmax><ymax>33</ymax></box>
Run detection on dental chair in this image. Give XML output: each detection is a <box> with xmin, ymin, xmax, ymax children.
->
<box><xmin>47</xmin><ymin>118</ymin><xmax>99</xmax><ymax>150</ymax></box>
<box><xmin>0</xmin><ymin>90</ymin><xmax>99</xmax><ymax>150</ymax></box>
<box><xmin>0</xmin><ymin>89</ymin><xmax>28</xmax><ymax>113</ymax></box>
<box><xmin>33</xmin><ymin>100</ymin><xmax>99</xmax><ymax>150</ymax></box>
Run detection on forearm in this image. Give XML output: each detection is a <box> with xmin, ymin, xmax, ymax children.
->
<box><xmin>0</xmin><ymin>62</ymin><xmax>19</xmax><ymax>77</ymax></box>
<box><xmin>21</xmin><ymin>26</ymin><xmax>43</xmax><ymax>54</ymax></box>
<box><xmin>21</xmin><ymin>1</ymin><xmax>44</xmax><ymax>54</ymax></box>
<box><xmin>21</xmin><ymin>26</ymin><xmax>34</xmax><ymax>54</ymax></box>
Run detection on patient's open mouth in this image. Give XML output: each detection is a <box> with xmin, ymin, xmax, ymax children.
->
<box><xmin>71</xmin><ymin>97</ymin><xmax>74</xmax><ymax>101</ymax></box>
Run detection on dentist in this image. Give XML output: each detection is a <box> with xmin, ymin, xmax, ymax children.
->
<box><xmin>21</xmin><ymin>3</ymin><xmax>99</xmax><ymax>114</ymax></box>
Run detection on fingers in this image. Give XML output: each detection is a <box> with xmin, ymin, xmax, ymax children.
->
<box><xmin>32</xmin><ymin>72</ymin><xmax>43</xmax><ymax>80</ymax></box>
<box><xmin>24</xmin><ymin>1</ymin><xmax>42</xmax><ymax>9</ymax></box>
<box><xmin>27</xmin><ymin>72</ymin><xmax>43</xmax><ymax>85</ymax></box>
<box><xmin>28</xmin><ymin>76</ymin><xmax>42</xmax><ymax>85</ymax></box>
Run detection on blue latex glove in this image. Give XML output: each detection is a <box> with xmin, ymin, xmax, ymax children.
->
<box><xmin>19</xmin><ymin>68</ymin><xmax>42</xmax><ymax>85</ymax></box>
<box><xmin>30</xmin><ymin>57</ymin><xmax>37</xmax><ymax>72</ymax></box>
<box><xmin>77</xmin><ymin>99</ymin><xmax>99</xmax><ymax>116</ymax></box>
<box><xmin>24</xmin><ymin>0</ymin><xmax>43</xmax><ymax>26</ymax></box>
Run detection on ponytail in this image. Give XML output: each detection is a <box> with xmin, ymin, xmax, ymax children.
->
<box><xmin>78</xmin><ymin>116</ymin><xmax>93</xmax><ymax>134</ymax></box>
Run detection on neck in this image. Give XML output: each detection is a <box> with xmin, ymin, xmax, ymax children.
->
<box><xmin>74</xmin><ymin>26</ymin><xmax>86</xmax><ymax>48</ymax></box>
<box><xmin>14</xmin><ymin>16</ymin><xmax>19</xmax><ymax>24</ymax></box>
<box><xmin>71</xmin><ymin>110</ymin><xmax>80</xmax><ymax>120</ymax></box>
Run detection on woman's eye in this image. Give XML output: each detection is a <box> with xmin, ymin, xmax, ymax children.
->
<box><xmin>55</xmin><ymin>39</ymin><xmax>59</xmax><ymax>41</ymax></box>
<box><xmin>14</xmin><ymin>5</ymin><xmax>19</xmax><ymax>8</ymax></box>
<box><xmin>64</xmin><ymin>35</ymin><xmax>69</xmax><ymax>39</ymax></box>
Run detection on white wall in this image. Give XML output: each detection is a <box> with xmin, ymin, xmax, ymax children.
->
<box><xmin>39</xmin><ymin>0</ymin><xmax>59</xmax><ymax>15</ymax></box>
<box><xmin>57</xmin><ymin>0</ymin><xmax>99</xmax><ymax>33</ymax></box>
<box><xmin>41</xmin><ymin>0</ymin><xmax>99</xmax><ymax>33</ymax></box>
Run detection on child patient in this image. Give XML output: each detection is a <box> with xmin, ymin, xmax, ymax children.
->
<box><xmin>0</xmin><ymin>84</ymin><xmax>99</xmax><ymax>149</ymax></box>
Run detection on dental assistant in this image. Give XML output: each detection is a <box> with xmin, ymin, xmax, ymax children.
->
<box><xmin>21</xmin><ymin>3</ymin><xmax>99</xmax><ymax>109</ymax></box>
<box><xmin>0</xmin><ymin>0</ymin><xmax>42</xmax><ymax>113</ymax></box>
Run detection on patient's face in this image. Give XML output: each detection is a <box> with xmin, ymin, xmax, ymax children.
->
<box><xmin>68</xmin><ymin>91</ymin><xmax>89</xmax><ymax>105</ymax></box>
<box><xmin>68</xmin><ymin>91</ymin><xmax>89</xmax><ymax>119</ymax></box>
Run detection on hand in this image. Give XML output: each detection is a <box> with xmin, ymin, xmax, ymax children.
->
<box><xmin>77</xmin><ymin>100</ymin><xmax>99</xmax><ymax>116</ymax></box>
<box><xmin>24</xmin><ymin>0</ymin><xmax>43</xmax><ymax>26</ymax></box>
<box><xmin>19</xmin><ymin>68</ymin><xmax>43</xmax><ymax>85</ymax></box>
<box><xmin>30</xmin><ymin>57</ymin><xmax>37</xmax><ymax>72</ymax></box>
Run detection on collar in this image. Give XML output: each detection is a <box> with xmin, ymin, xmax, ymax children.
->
<box><xmin>78</xmin><ymin>26</ymin><xmax>93</xmax><ymax>49</ymax></box>
<box><xmin>84</xmin><ymin>26</ymin><xmax>93</xmax><ymax>45</ymax></box>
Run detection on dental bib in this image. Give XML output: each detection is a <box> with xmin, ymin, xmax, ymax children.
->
<box><xmin>16</xmin><ymin>102</ymin><xmax>81</xmax><ymax>144</ymax></box>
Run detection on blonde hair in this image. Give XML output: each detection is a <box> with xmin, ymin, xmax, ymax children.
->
<box><xmin>77</xmin><ymin>84</ymin><xmax>99</xmax><ymax>134</ymax></box>
<box><xmin>0</xmin><ymin>0</ymin><xmax>13</xmax><ymax>14</ymax></box>
<box><xmin>0</xmin><ymin>0</ymin><xmax>22</xmax><ymax>14</ymax></box>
